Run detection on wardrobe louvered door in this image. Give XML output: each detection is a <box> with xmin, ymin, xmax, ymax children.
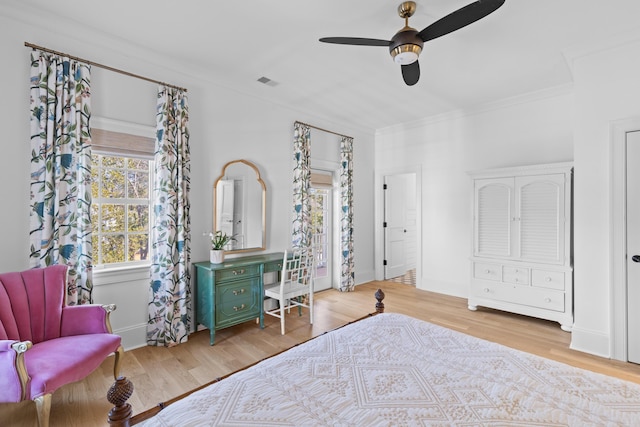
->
<box><xmin>474</xmin><ymin>178</ymin><xmax>513</xmax><ymax>258</ymax></box>
<box><xmin>516</xmin><ymin>174</ymin><xmax>565</xmax><ymax>264</ymax></box>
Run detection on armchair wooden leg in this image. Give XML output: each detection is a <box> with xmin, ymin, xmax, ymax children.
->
<box><xmin>113</xmin><ymin>345</ymin><xmax>124</xmax><ymax>380</ymax></box>
<box><xmin>34</xmin><ymin>394</ymin><xmax>52</xmax><ymax>427</ymax></box>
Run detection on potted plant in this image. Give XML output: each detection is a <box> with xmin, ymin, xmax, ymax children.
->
<box><xmin>209</xmin><ymin>231</ymin><xmax>235</xmax><ymax>264</ymax></box>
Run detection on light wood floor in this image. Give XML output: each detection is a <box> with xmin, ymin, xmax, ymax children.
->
<box><xmin>4</xmin><ymin>280</ymin><xmax>640</xmax><ymax>426</ymax></box>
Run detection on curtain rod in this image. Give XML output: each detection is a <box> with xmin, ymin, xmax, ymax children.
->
<box><xmin>25</xmin><ymin>42</ymin><xmax>187</xmax><ymax>92</ymax></box>
<box><xmin>295</xmin><ymin>121</ymin><xmax>352</xmax><ymax>140</ymax></box>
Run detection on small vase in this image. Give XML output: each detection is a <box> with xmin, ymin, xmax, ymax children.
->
<box><xmin>210</xmin><ymin>250</ymin><xmax>225</xmax><ymax>264</ymax></box>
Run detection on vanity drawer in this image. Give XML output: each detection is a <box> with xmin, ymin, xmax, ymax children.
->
<box><xmin>216</xmin><ymin>278</ymin><xmax>261</xmax><ymax>326</ymax></box>
<box><xmin>215</xmin><ymin>265</ymin><xmax>260</xmax><ymax>282</ymax></box>
<box><xmin>502</xmin><ymin>266</ymin><xmax>529</xmax><ymax>285</ymax></box>
<box><xmin>531</xmin><ymin>269</ymin><xmax>565</xmax><ymax>291</ymax></box>
<box><xmin>473</xmin><ymin>262</ymin><xmax>501</xmax><ymax>281</ymax></box>
<box><xmin>263</xmin><ymin>260</ymin><xmax>284</xmax><ymax>274</ymax></box>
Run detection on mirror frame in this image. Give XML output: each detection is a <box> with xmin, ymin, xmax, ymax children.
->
<box><xmin>213</xmin><ymin>159</ymin><xmax>266</xmax><ymax>254</ymax></box>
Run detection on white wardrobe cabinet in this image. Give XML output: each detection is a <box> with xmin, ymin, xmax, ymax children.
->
<box><xmin>468</xmin><ymin>163</ymin><xmax>573</xmax><ymax>331</ymax></box>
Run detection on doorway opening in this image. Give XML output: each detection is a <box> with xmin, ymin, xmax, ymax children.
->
<box><xmin>610</xmin><ymin>118</ymin><xmax>640</xmax><ymax>362</ymax></box>
<box><xmin>383</xmin><ymin>173</ymin><xmax>417</xmax><ymax>285</ymax></box>
<box><xmin>310</xmin><ymin>170</ymin><xmax>335</xmax><ymax>291</ymax></box>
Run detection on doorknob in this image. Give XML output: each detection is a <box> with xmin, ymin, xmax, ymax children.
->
<box><xmin>633</xmin><ymin>255</ymin><xmax>640</xmax><ymax>263</ymax></box>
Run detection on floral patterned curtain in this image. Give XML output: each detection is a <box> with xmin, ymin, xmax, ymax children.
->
<box><xmin>292</xmin><ymin>123</ymin><xmax>312</xmax><ymax>249</ymax></box>
<box><xmin>339</xmin><ymin>137</ymin><xmax>354</xmax><ymax>292</ymax></box>
<box><xmin>28</xmin><ymin>50</ymin><xmax>93</xmax><ymax>305</ymax></box>
<box><xmin>147</xmin><ymin>86</ymin><xmax>191</xmax><ymax>347</ymax></box>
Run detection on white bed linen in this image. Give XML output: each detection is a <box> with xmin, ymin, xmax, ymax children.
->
<box><xmin>139</xmin><ymin>313</ymin><xmax>640</xmax><ymax>426</ymax></box>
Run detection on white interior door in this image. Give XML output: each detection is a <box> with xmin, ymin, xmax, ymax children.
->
<box><xmin>384</xmin><ymin>174</ymin><xmax>407</xmax><ymax>279</ymax></box>
<box><xmin>627</xmin><ymin>130</ymin><xmax>640</xmax><ymax>363</ymax></box>
<box><xmin>216</xmin><ymin>179</ymin><xmax>235</xmax><ymax>239</ymax></box>
<box><xmin>232</xmin><ymin>178</ymin><xmax>246</xmax><ymax>249</ymax></box>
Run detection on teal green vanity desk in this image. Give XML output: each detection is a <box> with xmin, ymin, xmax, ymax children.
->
<box><xmin>194</xmin><ymin>252</ymin><xmax>284</xmax><ymax>345</ymax></box>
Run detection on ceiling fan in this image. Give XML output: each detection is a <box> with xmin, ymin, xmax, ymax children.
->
<box><xmin>319</xmin><ymin>0</ymin><xmax>505</xmax><ymax>86</ymax></box>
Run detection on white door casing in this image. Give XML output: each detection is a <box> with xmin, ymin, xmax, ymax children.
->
<box><xmin>374</xmin><ymin>165</ymin><xmax>422</xmax><ymax>289</ymax></box>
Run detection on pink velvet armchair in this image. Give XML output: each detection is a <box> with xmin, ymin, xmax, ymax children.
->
<box><xmin>0</xmin><ymin>265</ymin><xmax>123</xmax><ymax>427</ymax></box>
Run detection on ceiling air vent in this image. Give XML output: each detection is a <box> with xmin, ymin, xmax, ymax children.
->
<box><xmin>257</xmin><ymin>76</ymin><xmax>278</xmax><ymax>87</ymax></box>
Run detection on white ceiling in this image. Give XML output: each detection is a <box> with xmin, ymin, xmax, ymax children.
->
<box><xmin>14</xmin><ymin>0</ymin><xmax>640</xmax><ymax>132</ymax></box>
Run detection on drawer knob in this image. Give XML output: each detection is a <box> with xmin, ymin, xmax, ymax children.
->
<box><xmin>545</xmin><ymin>277</ymin><xmax>552</xmax><ymax>282</ymax></box>
<box><xmin>484</xmin><ymin>288</ymin><xmax>490</xmax><ymax>293</ymax></box>
<box><xmin>514</xmin><ymin>278</ymin><xmax>519</xmax><ymax>282</ymax></box>
<box><xmin>544</xmin><ymin>298</ymin><xmax>551</xmax><ymax>303</ymax></box>
<box><xmin>232</xmin><ymin>269</ymin><xmax>245</xmax><ymax>275</ymax></box>
<box><xmin>232</xmin><ymin>288</ymin><xmax>246</xmax><ymax>296</ymax></box>
<box><xmin>484</xmin><ymin>269</ymin><xmax>490</xmax><ymax>274</ymax></box>
<box><xmin>233</xmin><ymin>304</ymin><xmax>246</xmax><ymax>311</ymax></box>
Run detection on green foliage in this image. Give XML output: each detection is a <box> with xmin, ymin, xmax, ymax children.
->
<box><xmin>209</xmin><ymin>231</ymin><xmax>235</xmax><ymax>250</ymax></box>
<box><xmin>91</xmin><ymin>154</ymin><xmax>151</xmax><ymax>264</ymax></box>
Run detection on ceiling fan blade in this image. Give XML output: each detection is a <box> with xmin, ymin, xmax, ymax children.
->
<box><xmin>319</xmin><ymin>37</ymin><xmax>391</xmax><ymax>47</ymax></box>
<box><xmin>401</xmin><ymin>61</ymin><xmax>420</xmax><ymax>86</ymax></box>
<box><xmin>418</xmin><ymin>0</ymin><xmax>505</xmax><ymax>42</ymax></box>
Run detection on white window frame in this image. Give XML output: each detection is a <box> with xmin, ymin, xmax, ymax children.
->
<box><xmin>91</xmin><ymin>152</ymin><xmax>154</xmax><ymax>269</ymax></box>
<box><xmin>91</xmin><ymin>117</ymin><xmax>155</xmax><ymax>272</ymax></box>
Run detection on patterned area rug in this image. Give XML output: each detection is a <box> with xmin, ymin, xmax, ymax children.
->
<box><xmin>139</xmin><ymin>313</ymin><xmax>640</xmax><ymax>426</ymax></box>
<box><xmin>388</xmin><ymin>268</ymin><xmax>416</xmax><ymax>286</ymax></box>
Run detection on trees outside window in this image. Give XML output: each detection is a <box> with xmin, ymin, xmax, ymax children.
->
<box><xmin>91</xmin><ymin>154</ymin><xmax>152</xmax><ymax>266</ymax></box>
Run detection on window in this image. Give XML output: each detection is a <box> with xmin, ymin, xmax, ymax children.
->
<box><xmin>91</xmin><ymin>154</ymin><xmax>153</xmax><ymax>266</ymax></box>
<box><xmin>89</xmin><ymin>121</ymin><xmax>156</xmax><ymax>268</ymax></box>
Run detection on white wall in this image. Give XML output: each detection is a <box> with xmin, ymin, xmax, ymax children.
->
<box><xmin>0</xmin><ymin>7</ymin><xmax>375</xmax><ymax>349</ymax></box>
<box><xmin>375</xmin><ymin>88</ymin><xmax>574</xmax><ymax>298</ymax></box>
<box><xmin>569</xmin><ymin>37</ymin><xmax>640</xmax><ymax>358</ymax></box>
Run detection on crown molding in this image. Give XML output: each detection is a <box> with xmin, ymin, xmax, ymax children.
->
<box><xmin>375</xmin><ymin>83</ymin><xmax>574</xmax><ymax>136</ymax></box>
<box><xmin>562</xmin><ymin>27</ymin><xmax>640</xmax><ymax>75</ymax></box>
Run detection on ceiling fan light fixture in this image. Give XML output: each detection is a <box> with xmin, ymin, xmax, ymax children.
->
<box><xmin>319</xmin><ymin>0</ymin><xmax>506</xmax><ymax>86</ymax></box>
<box><xmin>391</xmin><ymin>44</ymin><xmax>421</xmax><ymax>64</ymax></box>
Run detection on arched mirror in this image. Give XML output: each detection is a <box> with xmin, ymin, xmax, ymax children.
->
<box><xmin>213</xmin><ymin>159</ymin><xmax>266</xmax><ymax>254</ymax></box>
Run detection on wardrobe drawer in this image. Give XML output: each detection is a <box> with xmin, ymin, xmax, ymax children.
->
<box><xmin>502</xmin><ymin>266</ymin><xmax>529</xmax><ymax>285</ymax></box>
<box><xmin>473</xmin><ymin>262</ymin><xmax>501</xmax><ymax>281</ymax></box>
<box><xmin>472</xmin><ymin>282</ymin><xmax>564</xmax><ymax>313</ymax></box>
<box><xmin>215</xmin><ymin>265</ymin><xmax>260</xmax><ymax>282</ymax></box>
<box><xmin>531</xmin><ymin>269</ymin><xmax>565</xmax><ymax>291</ymax></box>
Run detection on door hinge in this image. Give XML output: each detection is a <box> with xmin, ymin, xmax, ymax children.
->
<box><xmin>383</xmin><ymin>222</ymin><xmax>387</xmax><ymax>228</ymax></box>
<box><xmin>383</xmin><ymin>183</ymin><xmax>388</xmax><ymax>190</ymax></box>
<box><xmin>383</xmin><ymin>260</ymin><xmax>387</xmax><ymax>266</ymax></box>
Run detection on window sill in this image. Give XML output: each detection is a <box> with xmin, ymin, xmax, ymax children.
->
<box><xmin>93</xmin><ymin>264</ymin><xmax>150</xmax><ymax>286</ymax></box>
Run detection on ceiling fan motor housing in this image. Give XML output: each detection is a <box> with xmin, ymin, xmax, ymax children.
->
<box><xmin>389</xmin><ymin>27</ymin><xmax>423</xmax><ymax>65</ymax></box>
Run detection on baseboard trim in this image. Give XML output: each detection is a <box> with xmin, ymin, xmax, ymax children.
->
<box><xmin>115</xmin><ymin>323</ymin><xmax>148</xmax><ymax>351</ymax></box>
<box><xmin>570</xmin><ymin>325</ymin><xmax>611</xmax><ymax>359</ymax></box>
<box><xmin>420</xmin><ymin>279</ymin><xmax>467</xmax><ymax>299</ymax></box>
